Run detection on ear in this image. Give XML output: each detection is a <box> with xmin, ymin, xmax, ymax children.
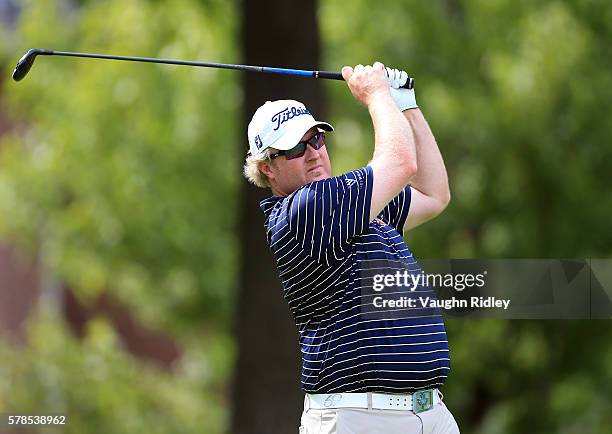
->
<box><xmin>258</xmin><ymin>160</ymin><xmax>275</xmax><ymax>180</ymax></box>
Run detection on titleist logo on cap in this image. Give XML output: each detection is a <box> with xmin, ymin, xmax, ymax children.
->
<box><xmin>271</xmin><ymin>106</ymin><xmax>311</xmax><ymax>131</ymax></box>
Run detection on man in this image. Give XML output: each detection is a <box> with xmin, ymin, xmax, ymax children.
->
<box><xmin>243</xmin><ymin>62</ymin><xmax>459</xmax><ymax>433</ymax></box>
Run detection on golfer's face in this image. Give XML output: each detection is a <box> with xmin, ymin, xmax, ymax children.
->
<box><xmin>269</xmin><ymin>127</ymin><xmax>332</xmax><ymax>195</ymax></box>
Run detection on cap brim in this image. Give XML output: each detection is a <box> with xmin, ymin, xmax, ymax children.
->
<box><xmin>269</xmin><ymin>119</ymin><xmax>334</xmax><ymax>151</ymax></box>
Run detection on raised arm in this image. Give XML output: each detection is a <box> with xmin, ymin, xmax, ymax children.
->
<box><xmin>403</xmin><ymin>108</ymin><xmax>450</xmax><ymax>230</ymax></box>
<box><xmin>381</xmin><ymin>66</ymin><xmax>451</xmax><ymax>231</ymax></box>
<box><xmin>341</xmin><ymin>62</ymin><xmax>418</xmax><ymax>222</ymax></box>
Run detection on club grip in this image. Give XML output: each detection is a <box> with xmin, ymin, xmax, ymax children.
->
<box><xmin>317</xmin><ymin>70</ymin><xmax>414</xmax><ymax>89</ymax></box>
<box><xmin>316</xmin><ymin>71</ymin><xmax>344</xmax><ymax>80</ymax></box>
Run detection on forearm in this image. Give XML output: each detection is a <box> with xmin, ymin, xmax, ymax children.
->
<box><xmin>404</xmin><ymin>109</ymin><xmax>450</xmax><ymax>203</ymax></box>
<box><xmin>369</xmin><ymin>93</ymin><xmax>417</xmax><ymax>170</ymax></box>
<box><xmin>366</xmin><ymin>91</ymin><xmax>417</xmax><ymax>221</ymax></box>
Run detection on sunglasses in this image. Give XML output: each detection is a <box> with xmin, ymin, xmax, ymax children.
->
<box><xmin>268</xmin><ymin>132</ymin><xmax>326</xmax><ymax>160</ymax></box>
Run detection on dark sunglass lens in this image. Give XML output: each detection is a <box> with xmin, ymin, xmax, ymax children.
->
<box><xmin>310</xmin><ymin>132</ymin><xmax>325</xmax><ymax>149</ymax></box>
<box><xmin>285</xmin><ymin>142</ymin><xmax>307</xmax><ymax>160</ymax></box>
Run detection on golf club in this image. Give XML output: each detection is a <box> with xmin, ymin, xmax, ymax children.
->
<box><xmin>12</xmin><ymin>48</ymin><xmax>415</xmax><ymax>89</ymax></box>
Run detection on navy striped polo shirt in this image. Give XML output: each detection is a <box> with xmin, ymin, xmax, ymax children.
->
<box><xmin>260</xmin><ymin>165</ymin><xmax>450</xmax><ymax>393</ymax></box>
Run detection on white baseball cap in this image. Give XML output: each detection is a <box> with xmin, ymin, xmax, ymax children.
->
<box><xmin>247</xmin><ymin>99</ymin><xmax>334</xmax><ymax>158</ymax></box>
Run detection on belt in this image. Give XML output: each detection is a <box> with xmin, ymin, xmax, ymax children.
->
<box><xmin>306</xmin><ymin>389</ymin><xmax>441</xmax><ymax>414</ymax></box>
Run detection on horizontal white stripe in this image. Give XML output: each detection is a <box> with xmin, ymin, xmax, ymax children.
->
<box><xmin>303</xmin><ymin>358</ymin><xmax>451</xmax><ymax>382</ymax></box>
<box><xmin>299</xmin><ymin>323</ymin><xmax>445</xmax><ymax>347</ymax></box>
<box><xmin>300</xmin><ymin>333</ymin><xmax>448</xmax><ymax>356</ymax></box>
<box><xmin>302</xmin><ymin>341</ymin><xmax>449</xmax><ymax>362</ymax></box>
<box><xmin>309</xmin><ymin>371</ymin><xmax>449</xmax><ymax>391</ymax></box>
<box><xmin>302</xmin><ymin>349</ymin><xmax>449</xmax><ymax>367</ymax></box>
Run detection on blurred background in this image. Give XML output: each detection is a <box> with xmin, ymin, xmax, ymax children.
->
<box><xmin>1</xmin><ymin>0</ymin><xmax>611</xmax><ymax>433</ymax></box>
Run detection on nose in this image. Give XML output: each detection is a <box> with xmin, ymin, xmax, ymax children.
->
<box><xmin>304</xmin><ymin>143</ymin><xmax>320</xmax><ymax>161</ymax></box>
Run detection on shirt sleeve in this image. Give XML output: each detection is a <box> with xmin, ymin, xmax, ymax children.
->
<box><xmin>379</xmin><ymin>185</ymin><xmax>412</xmax><ymax>234</ymax></box>
<box><xmin>286</xmin><ymin>166</ymin><xmax>374</xmax><ymax>265</ymax></box>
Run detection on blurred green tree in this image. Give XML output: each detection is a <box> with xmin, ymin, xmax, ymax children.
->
<box><xmin>1</xmin><ymin>0</ymin><xmax>240</xmax><ymax>432</ymax></box>
<box><xmin>1</xmin><ymin>0</ymin><xmax>241</xmax><ymax>329</ymax></box>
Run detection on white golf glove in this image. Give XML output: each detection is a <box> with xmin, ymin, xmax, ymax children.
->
<box><xmin>384</xmin><ymin>67</ymin><xmax>417</xmax><ymax>111</ymax></box>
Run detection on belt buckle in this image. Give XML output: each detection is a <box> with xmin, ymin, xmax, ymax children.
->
<box><xmin>412</xmin><ymin>389</ymin><xmax>434</xmax><ymax>414</ymax></box>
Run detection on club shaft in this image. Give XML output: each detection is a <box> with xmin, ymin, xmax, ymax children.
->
<box><xmin>45</xmin><ymin>50</ymin><xmax>343</xmax><ymax>80</ymax></box>
<box><xmin>14</xmin><ymin>49</ymin><xmax>414</xmax><ymax>88</ymax></box>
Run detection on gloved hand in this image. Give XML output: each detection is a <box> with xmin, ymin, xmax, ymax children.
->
<box><xmin>384</xmin><ymin>67</ymin><xmax>417</xmax><ymax>111</ymax></box>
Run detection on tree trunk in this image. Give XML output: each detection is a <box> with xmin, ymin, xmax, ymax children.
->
<box><xmin>232</xmin><ymin>1</ymin><xmax>324</xmax><ymax>433</ymax></box>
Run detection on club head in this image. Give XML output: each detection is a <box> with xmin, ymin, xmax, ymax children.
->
<box><xmin>12</xmin><ymin>48</ymin><xmax>51</xmax><ymax>82</ymax></box>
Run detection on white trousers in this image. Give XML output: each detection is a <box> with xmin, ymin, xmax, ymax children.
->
<box><xmin>299</xmin><ymin>396</ymin><xmax>460</xmax><ymax>434</ymax></box>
